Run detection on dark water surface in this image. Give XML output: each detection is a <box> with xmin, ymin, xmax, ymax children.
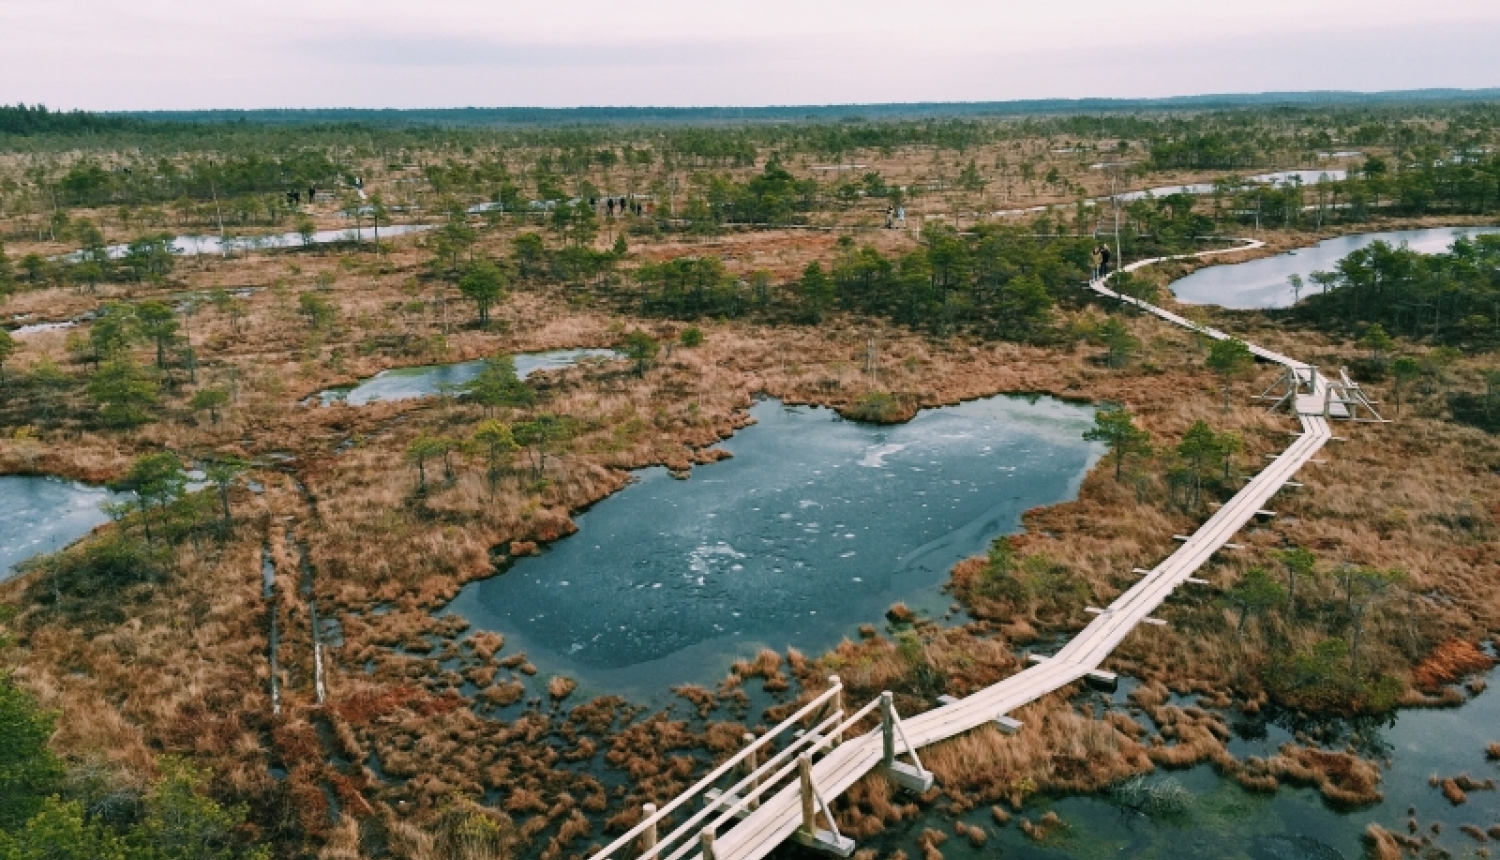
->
<box><xmin>446</xmin><ymin>395</ymin><xmax>1101</xmax><ymax>699</ymax></box>
<box><xmin>913</xmin><ymin>661</ymin><xmax>1500</xmax><ymax>860</ymax></box>
<box><xmin>1172</xmin><ymin>226</ymin><xmax>1500</xmax><ymax>309</ymax></box>
<box><xmin>0</xmin><ymin>476</ymin><xmax>124</xmax><ymax>580</ymax></box>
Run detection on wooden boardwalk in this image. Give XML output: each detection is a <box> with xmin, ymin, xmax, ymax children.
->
<box><xmin>592</xmin><ymin>241</ymin><xmax>1346</xmax><ymax>860</ymax></box>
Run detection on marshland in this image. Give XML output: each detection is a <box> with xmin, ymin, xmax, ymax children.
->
<box><xmin>1</xmin><ymin>99</ymin><xmax>1499</xmax><ymax>860</ymax></box>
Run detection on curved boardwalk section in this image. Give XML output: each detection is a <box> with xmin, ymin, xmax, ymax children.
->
<box><xmin>593</xmin><ymin>242</ymin><xmax>1350</xmax><ymax>860</ymax></box>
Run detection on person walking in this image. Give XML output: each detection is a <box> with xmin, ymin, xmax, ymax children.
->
<box><xmin>1090</xmin><ymin>245</ymin><xmax>1103</xmax><ymax>282</ymax></box>
<box><xmin>885</xmin><ymin>205</ymin><xmax>894</xmax><ymax>229</ymax></box>
<box><xmin>1098</xmin><ymin>244</ymin><xmax>1113</xmax><ymax>279</ymax></box>
<box><xmin>896</xmin><ymin>205</ymin><xmax>905</xmax><ymax>228</ymax></box>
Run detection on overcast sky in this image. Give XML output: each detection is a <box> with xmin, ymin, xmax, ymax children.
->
<box><xmin>4</xmin><ymin>0</ymin><xmax>1499</xmax><ymax>110</ymax></box>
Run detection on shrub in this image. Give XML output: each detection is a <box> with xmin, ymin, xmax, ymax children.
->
<box><xmin>0</xmin><ymin>674</ymin><xmax>64</xmax><ymax>830</ymax></box>
<box><xmin>1263</xmin><ymin>638</ymin><xmax>1403</xmax><ymax>714</ymax></box>
<box><xmin>20</xmin><ymin>534</ymin><xmax>170</xmax><ymax>620</ymax></box>
<box><xmin>842</xmin><ymin>390</ymin><xmax>904</xmax><ymax>423</ymax></box>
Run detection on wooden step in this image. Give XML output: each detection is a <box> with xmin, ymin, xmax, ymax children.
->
<box><xmin>887</xmin><ymin>760</ymin><xmax>934</xmax><ymax>793</ymax></box>
<box><xmin>992</xmin><ymin>715</ymin><xmax>1023</xmax><ymax>735</ymax></box>
<box><xmin>1027</xmin><ymin>654</ymin><xmax>1117</xmax><ymax>688</ymax></box>
<box><xmin>1084</xmin><ymin>670</ymin><xmax>1118</xmax><ymax>691</ymax></box>
<box><xmin>793</xmin><ymin>827</ymin><xmax>856</xmax><ymax>857</ymax></box>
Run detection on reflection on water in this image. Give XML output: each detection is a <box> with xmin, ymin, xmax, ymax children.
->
<box><xmin>315</xmin><ymin>348</ymin><xmax>620</xmax><ymax>406</ymax></box>
<box><xmin>446</xmin><ymin>395</ymin><xmax>1102</xmax><ymax>699</ymax></box>
<box><xmin>0</xmin><ymin>476</ymin><xmax>124</xmax><ymax>580</ymax></box>
<box><xmin>1172</xmin><ymin>226</ymin><xmax>1500</xmax><ymax>309</ymax></box>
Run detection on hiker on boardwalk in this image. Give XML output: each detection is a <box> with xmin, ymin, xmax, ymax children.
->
<box><xmin>1093</xmin><ymin>244</ymin><xmax>1114</xmax><ymax>280</ymax></box>
<box><xmin>896</xmin><ymin>205</ymin><xmax>905</xmax><ymax>227</ymax></box>
<box><xmin>885</xmin><ymin>205</ymin><xmax>894</xmax><ymax>229</ymax></box>
<box><xmin>1090</xmin><ymin>245</ymin><xmax>1103</xmax><ymax>281</ymax></box>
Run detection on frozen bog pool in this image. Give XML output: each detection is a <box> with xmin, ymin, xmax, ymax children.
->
<box><xmin>446</xmin><ymin>395</ymin><xmax>1103</xmax><ymax>698</ymax></box>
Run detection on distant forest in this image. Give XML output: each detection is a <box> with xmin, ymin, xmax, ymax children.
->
<box><xmin>112</xmin><ymin>89</ymin><xmax>1500</xmax><ymax>127</ymax></box>
<box><xmin>5</xmin><ymin>88</ymin><xmax>1500</xmax><ymax>135</ymax></box>
<box><xmin>0</xmin><ymin>104</ymin><xmax>142</xmax><ymax>136</ymax></box>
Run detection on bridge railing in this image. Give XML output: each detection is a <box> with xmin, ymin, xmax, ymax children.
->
<box><xmin>693</xmin><ymin>694</ymin><xmax>880</xmax><ymax>860</ymax></box>
<box><xmin>591</xmin><ymin>677</ymin><xmax>936</xmax><ymax>860</ymax></box>
<box><xmin>589</xmin><ymin>678</ymin><xmax>846</xmax><ymax>860</ymax></box>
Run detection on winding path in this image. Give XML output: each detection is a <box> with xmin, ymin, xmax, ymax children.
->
<box><xmin>593</xmin><ymin>238</ymin><xmax>1344</xmax><ymax>860</ymax></box>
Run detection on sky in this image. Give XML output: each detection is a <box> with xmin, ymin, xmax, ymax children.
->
<box><xmin>3</xmin><ymin>0</ymin><xmax>1500</xmax><ymax>110</ymax></box>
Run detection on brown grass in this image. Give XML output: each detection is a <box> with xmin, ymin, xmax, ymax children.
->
<box><xmin>546</xmin><ymin>676</ymin><xmax>577</xmax><ymax>702</ymax></box>
<box><xmin>1262</xmin><ymin>746</ymin><xmax>1382</xmax><ymax>807</ymax></box>
<box><xmin>1412</xmin><ymin>639</ymin><xmax>1495</xmax><ymax>689</ymax></box>
<box><xmin>1362</xmin><ymin>824</ymin><xmax>1403</xmax><ymax>860</ymax></box>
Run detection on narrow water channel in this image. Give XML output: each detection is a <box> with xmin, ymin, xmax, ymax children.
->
<box><xmin>445</xmin><ymin>395</ymin><xmax>1102</xmax><ymax>699</ymax></box>
<box><xmin>88</xmin><ymin>223</ymin><xmax>433</xmax><ymax>259</ymax></box>
<box><xmin>314</xmin><ymin>349</ymin><xmax>620</xmax><ymax>406</ymax></box>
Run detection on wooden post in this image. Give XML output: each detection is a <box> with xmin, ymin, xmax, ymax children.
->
<box><xmin>829</xmin><ymin>675</ymin><xmax>843</xmax><ymax>746</ymax></box>
<box><xmin>641</xmin><ymin>803</ymin><xmax>657</xmax><ymax>854</ymax></box>
<box><xmin>700</xmin><ymin>829</ymin><xmax>716</xmax><ymax>860</ymax></box>
<box><xmin>880</xmin><ymin>692</ymin><xmax>895</xmax><ymax>768</ymax></box>
<box><xmin>742</xmin><ymin>733</ymin><xmax>759</xmax><ymax>810</ymax></box>
<box><xmin>799</xmin><ymin>753</ymin><xmax>817</xmax><ymax>836</ymax></box>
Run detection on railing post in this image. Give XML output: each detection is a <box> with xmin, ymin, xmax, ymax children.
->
<box><xmin>880</xmin><ymin>692</ymin><xmax>895</xmax><ymax>769</ymax></box>
<box><xmin>700</xmin><ymin>829</ymin><xmax>716</xmax><ymax>860</ymax></box>
<box><xmin>829</xmin><ymin>675</ymin><xmax>843</xmax><ymax>747</ymax></box>
<box><xmin>641</xmin><ymin>803</ymin><xmax>657</xmax><ymax>854</ymax></box>
<box><xmin>798</xmin><ymin>753</ymin><xmax>816</xmax><ymax>837</ymax></box>
<box><xmin>742</xmin><ymin>732</ymin><xmax>759</xmax><ymax>810</ymax></box>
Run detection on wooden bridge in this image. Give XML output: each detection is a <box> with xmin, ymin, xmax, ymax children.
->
<box><xmin>588</xmin><ymin>242</ymin><xmax>1381</xmax><ymax>860</ymax></box>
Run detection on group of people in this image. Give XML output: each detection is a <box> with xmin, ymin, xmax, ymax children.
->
<box><xmin>596</xmin><ymin>197</ymin><xmax>647</xmax><ymax>217</ymax></box>
<box><xmin>884</xmin><ymin>204</ymin><xmax>906</xmax><ymax>229</ymax></box>
<box><xmin>284</xmin><ymin>186</ymin><xmax>319</xmax><ymax>207</ymax></box>
<box><xmin>1091</xmin><ymin>244</ymin><xmax>1113</xmax><ymax>282</ymax></box>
